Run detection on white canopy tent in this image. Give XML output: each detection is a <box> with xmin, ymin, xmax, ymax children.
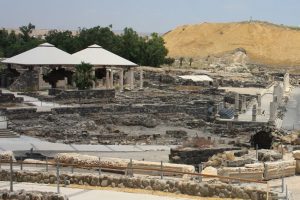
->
<box><xmin>1</xmin><ymin>43</ymin><xmax>80</xmax><ymax>66</ymax></box>
<box><xmin>72</xmin><ymin>44</ymin><xmax>140</xmax><ymax>90</ymax></box>
<box><xmin>72</xmin><ymin>44</ymin><xmax>137</xmax><ymax>66</ymax></box>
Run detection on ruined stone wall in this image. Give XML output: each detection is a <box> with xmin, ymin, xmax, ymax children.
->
<box><xmin>49</xmin><ymin>89</ymin><xmax>115</xmax><ymax>103</ymax></box>
<box><xmin>4</xmin><ymin>108</ymin><xmax>39</xmax><ymax>120</ymax></box>
<box><xmin>0</xmin><ymin>90</ymin><xmax>23</xmax><ymax>103</ymax></box>
<box><xmin>51</xmin><ymin>104</ymin><xmax>209</xmax><ymax>119</ymax></box>
<box><xmin>9</xmin><ymin>69</ymin><xmax>39</xmax><ymax>92</ymax></box>
<box><xmin>0</xmin><ymin>189</ymin><xmax>68</xmax><ymax>200</ymax></box>
<box><xmin>0</xmin><ymin>169</ymin><xmax>275</xmax><ymax>200</ymax></box>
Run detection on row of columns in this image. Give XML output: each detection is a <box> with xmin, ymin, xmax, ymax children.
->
<box><xmin>103</xmin><ymin>67</ymin><xmax>143</xmax><ymax>91</ymax></box>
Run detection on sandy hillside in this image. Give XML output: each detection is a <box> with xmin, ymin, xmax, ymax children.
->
<box><xmin>163</xmin><ymin>21</ymin><xmax>300</xmax><ymax>66</ymax></box>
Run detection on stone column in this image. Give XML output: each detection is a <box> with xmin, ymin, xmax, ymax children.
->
<box><xmin>252</xmin><ymin>105</ymin><xmax>257</xmax><ymax>122</ymax></box>
<box><xmin>91</xmin><ymin>68</ymin><xmax>96</xmax><ymax>89</ymax></box>
<box><xmin>257</xmin><ymin>93</ymin><xmax>262</xmax><ymax>115</ymax></box>
<box><xmin>241</xmin><ymin>95</ymin><xmax>247</xmax><ymax>112</ymax></box>
<box><xmin>106</xmin><ymin>69</ymin><xmax>110</xmax><ymax>89</ymax></box>
<box><xmin>283</xmin><ymin>72</ymin><xmax>290</xmax><ymax>92</ymax></box>
<box><xmin>235</xmin><ymin>93</ymin><xmax>239</xmax><ymax>111</ymax></box>
<box><xmin>110</xmin><ymin>70</ymin><xmax>114</xmax><ymax>89</ymax></box>
<box><xmin>269</xmin><ymin>102</ymin><xmax>276</xmax><ymax>124</ymax></box>
<box><xmin>139</xmin><ymin>68</ymin><xmax>143</xmax><ymax>90</ymax></box>
<box><xmin>119</xmin><ymin>69</ymin><xmax>124</xmax><ymax>92</ymax></box>
<box><xmin>129</xmin><ymin>67</ymin><xmax>134</xmax><ymax>90</ymax></box>
<box><xmin>234</xmin><ymin>93</ymin><xmax>239</xmax><ymax>120</ymax></box>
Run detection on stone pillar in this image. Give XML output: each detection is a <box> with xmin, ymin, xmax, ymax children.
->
<box><xmin>129</xmin><ymin>68</ymin><xmax>134</xmax><ymax>90</ymax></box>
<box><xmin>283</xmin><ymin>73</ymin><xmax>289</xmax><ymax>92</ymax></box>
<box><xmin>234</xmin><ymin>93</ymin><xmax>239</xmax><ymax>120</ymax></box>
<box><xmin>64</xmin><ymin>77</ymin><xmax>68</xmax><ymax>89</ymax></box>
<box><xmin>241</xmin><ymin>95</ymin><xmax>247</xmax><ymax>112</ymax></box>
<box><xmin>106</xmin><ymin>69</ymin><xmax>110</xmax><ymax>89</ymax></box>
<box><xmin>119</xmin><ymin>69</ymin><xmax>124</xmax><ymax>92</ymax></box>
<box><xmin>252</xmin><ymin>105</ymin><xmax>257</xmax><ymax>122</ymax></box>
<box><xmin>139</xmin><ymin>68</ymin><xmax>143</xmax><ymax>90</ymax></box>
<box><xmin>257</xmin><ymin>93</ymin><xmax>262</xmax><ymax>115</ymax></box>
<box><xmin>269</xmin><ymin>102</ymin><xmax>276</xmax><ymax>124</ymax></box>
<box><xmin>110</xmin><ymin>70</ymin><xmax>114</xmax><ymax>89</ymax></box>
<box><xmin>91</xmin><ymin>68</ymin><xmax>96</xmax><ymax>89</ymax></box>
<box><xmin>235</xmin><ymin>93</ymin><xmax>239</xmax><ymax>111</ymax></box>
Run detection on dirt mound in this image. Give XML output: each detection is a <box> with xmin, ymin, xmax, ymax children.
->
<box><xmin>163</xmin><ymin>21</ymin><xmax>300</xmax><ymax>66</ymax></box>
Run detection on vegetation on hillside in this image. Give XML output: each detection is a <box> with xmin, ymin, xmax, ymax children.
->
<box><xmin>0</xmin><ymin>23</ymin><xmax>172</xmax><ymax>67</ymax></box>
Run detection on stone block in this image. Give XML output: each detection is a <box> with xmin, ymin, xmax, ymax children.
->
<box><xmin>264</xmin><ymin>160</ymin><xmax>296</xmax><ymax>180</ymax></box>
<box><xmin>296</xmin><ymin>160</ymin><xmax>300</xmax><ymax>174</ymax></box>
<box><xmin>292</xmin><ymin>150</ymin><xmax>300</xmax><ymax>160</ymax></box>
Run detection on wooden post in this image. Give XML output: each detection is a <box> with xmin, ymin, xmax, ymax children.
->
<box><xmin>20</xmin><ymin>157</ymin><xmax>23</xmax><ymax>170</ymax></box>
<box><xmin>198</xmin><ymin>164</ymin><xmax>203</xmax><ymax>182</ymax></box>
<box><xmin>98</xmin><ymin>157</ymin><xmax>102</xmax><ymax>175</ymax></box>
<box><xmin>160</xmin><ymin>161</ymin><xmax>164</xmax><ymax>179</ymax></box>
<box><xmin>10</xmin><ymin>157</ymin><xmax>13</xmax><ymax>192</ymax></box>
<box><xmin>56</xmin><ymin>161</ymin><xmax>60</xmax><ymax>194</ymax></box>
<box><xmin>45</xmin><ymin>157</ymin><xmax>48</xmax><ymax>172</ymax></box>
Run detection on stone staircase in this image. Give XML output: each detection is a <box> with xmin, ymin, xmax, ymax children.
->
<box><xmin>0</xmin><ymin>129</ymin><xmax>19</xmax><ymax>138</ymax></box>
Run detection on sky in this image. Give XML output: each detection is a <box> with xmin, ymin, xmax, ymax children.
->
<box><xmin>0</xmin><ymin>0</ymin><xmax>300</xmax><ymax>33</ymax></box>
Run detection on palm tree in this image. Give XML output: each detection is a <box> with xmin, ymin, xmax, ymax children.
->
<box><xmin>73</xmin><ymin>62</ymin><xmax>95</xmax><ymax>90</ymax></box>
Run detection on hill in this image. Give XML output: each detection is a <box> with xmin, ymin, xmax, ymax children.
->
<box><xmin>163</xmin><ymin>21</ymin><xmax>300</xmax><ymax>66</ymax></box>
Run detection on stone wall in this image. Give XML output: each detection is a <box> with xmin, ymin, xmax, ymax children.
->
<box><xmin>0</xmin><ymin>90</ymin><xmax>23</xmax><ymax>103</ymax></box>
<box><xmin>4</xmin><ymin>108</ymin><xmax>39</xmax><ymax>120</ymax></box>
<box><xmin>49</xmin><ymin>89</ymin><xmax>115</xmax><ymax>103</ymax></box>
<box><xmin>9</xmin><ymin>69</ymin><xmax>39</xmax><ymax>92</ymax></box>
<box><xmin>0</xmin><ymin>170</ymin><xmax>276</xmax><ymax>200</ymax></box>
<box><xmin>0</xmin><ymin>189</ymin><xmax>68</xmax><ymax>200</ymax></box>
<box><xmin>52</xmin><ymin>103</ymin><xmax>209</xmax><ymax>119</ymax></box>
<box><xmin>169</xmin><ymin>147</ymin><xmax>241</xmax><ymax>165</ymax></box>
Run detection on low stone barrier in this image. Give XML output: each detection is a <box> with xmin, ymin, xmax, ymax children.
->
<box><xmin>0</xmin><ymin>170</ymin><xmax>276</xmax><ymax>200</ymax></box>
<box><xmin>263</xmin><ymin>160</ymin><xmax>296</xmax><ymax>180</ymax></box>
<box><xmin>50</xmin><ymin>89</ymin><xmax>115</xmax><ymax>103</ymax></box>
<box><xmin>292</xmin><ymin>150</ymin><xmax>300</xmax><ymax>174</ymax></box>
<box><xmin>0</xmin><ymin>189</ymin><xmax>68</xmax><ymax>200</ymax></box>
<box><xmin>218</xmin><ymin>163</ymin><xmax>264</xmax><ymax>181</ymax></box>
<box><xmin>55</xmin><ymin>153</ymin><xmax>195</xmax><ymax>176</ymax></box>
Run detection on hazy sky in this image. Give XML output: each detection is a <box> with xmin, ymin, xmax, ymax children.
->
<box><xmin>0</xmin><ymin>0</ymin><xmax>299</xmax><ymax>33</ymax></box>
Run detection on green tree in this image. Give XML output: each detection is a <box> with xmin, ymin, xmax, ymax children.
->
<box><xmin>164</xmin><ymin>57</ymin><xmax>175</xmax><ymax>66</ymax></box>
<box><xmin>73</xmin><ymin>62</ymin><xmax>95</xmax><ymax>90</ymax></box>
<box><xmin>19</xmin><ymin>23</ymin><xmax>35</xmax><ymax>42</ymax></box>
<box><xmin>142</xmin><ymin>33</ymin><xmax>168</xmax><ymax>67</ymax></box>
<box><xmin>119</xmin><ymin>28</ymin><xmax>141</xmax><ymax>64</ymax></box>
<box><xmin>179</xmin><ymin>57</ymin><xmax>185</xmax><ymax>66</ymax></box>
<box><xmin>45</xmin><ymin>30</ymin><xmax>80</xmax><ymax>53</ymax></box>
<box><xmin>189</xmin><ymin>58</ymin><xmax>193</xmax><ymax>66</ymax></box>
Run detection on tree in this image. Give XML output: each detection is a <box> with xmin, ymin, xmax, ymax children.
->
<box><xmin>179</xmin><ymin>57</ymin><xmax>185</xmax><ymax>66</ymax></box>
<box><xmin>45</xmin><ymin>30</ymin><xmax>80</xmax><ymax>53</ymax></box>
<box><xmin>142</xmin><ymin>33</ymin><xmax>168</xmax><ymax>67</ymax></box>
<box><xmin>73</xmin><ymin>62</ymin><xmax>95</xmax><ymax>90</ymax></box>
<box><xmin>19</xmin><ymin>23</ymin><xmax>35</xmax><ymax>42</ymax></box>
<box><xmin>189</xmin><ymin>58</ymin><xmax>193</xmax><ymax>66</ymax></box>
<box><xmin>119</xmin><ymin>28</ymin><xmax>141</xmax><ymax>64</ymax></box>
<box><xmin>164</xmin><ymin>57</ymin><xmax>175</xmax><ymax>66</ymax></box>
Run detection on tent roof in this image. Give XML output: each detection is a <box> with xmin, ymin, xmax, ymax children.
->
<box><xmin>72</xmin><ymin>44</ymin><xmax>137</xmax><ymax>66</ymax></box>
<box><xmin>1</xmin><ymin>43</ymin><xmax>80</xmax><ymax>66</ymax></box>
